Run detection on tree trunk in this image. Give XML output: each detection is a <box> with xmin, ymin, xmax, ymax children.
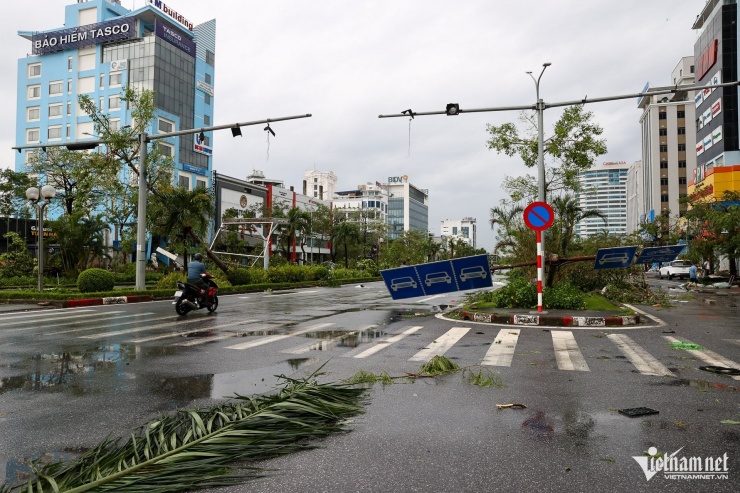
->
<box><xmin>189</xmin><ymin>231</ymin><xmax>230</xmax><ymax>275</ymax></box>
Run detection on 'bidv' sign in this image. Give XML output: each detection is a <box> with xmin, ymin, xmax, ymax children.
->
<box><xmin>32</xmin><ymin>18</ymin><xmax>135</xmax><ymax>55</ymax></box>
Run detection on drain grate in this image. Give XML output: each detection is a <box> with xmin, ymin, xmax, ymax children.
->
<box><xmin>618</xmin><ymin>407</ymin><xmax>659</xmax><ymax>417</ymax></box>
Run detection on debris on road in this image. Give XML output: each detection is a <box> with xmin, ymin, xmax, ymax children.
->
<box><xmin>618</xmin><ymin>407</ymin><xmax>659</xmax><ymax>417</ymax></box>
<box><xmin>669</xmin><ymin>341</ymin><xmax>704</xmax><ymax>351</ymax></box>
<box><xmin>496</xmin><ymin>403</ymin><xmax>527</xmax><ymax>410</ymax></box>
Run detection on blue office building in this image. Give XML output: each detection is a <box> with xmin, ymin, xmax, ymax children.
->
<box><xmin>15</xmin><ymin>0</ymin><xmax>216</xmax><ymax>192</ymax></box>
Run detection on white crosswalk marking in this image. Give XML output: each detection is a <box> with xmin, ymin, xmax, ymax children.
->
<box><xmin>45</xmin><ymin>314</ymin><xmax>161</xmax><ymax>335</ymax></box>
<box><xmin>0</xmin><ymin>309</ymin><xmax>94</xmax><ymax>322</ymax></box>
<box><xmin>80</xmin><ymin>318</ymin><xmax>203</xmax><ymax>339</ymax></box>
<box><xmin>608</xmin><ymin>334</ymin><xmax>674</xmax><ymax>377</ymax></box>
<box><xmin>408</xmin><ymin>327</ymin><xmax>469</xmax><ymax>362</ymax></box>
<box><xmin>664</xmin><ymin>336</ymin><xmax>740</xmax><ymax>380</ymax></box>
<box><xmin>726</xmin><ymin>339</ymin><xmax>740</xmax><ymax>347</ymax></box>
<box><xmin>128</xmin><ymin>321</ymin><xmax>254</xmax><ymax>343</ymax></box>
<box><xmin>281</xmin><ymin>325</ymin><xmax>379</xmax><ymax>355</ymax></box>
<box><xmin>225</xmin><ymin>323</ymin><xmax>334</xmax><ymax>350</ymax></box>
<box><xmin>4</xmin><ymin>311</ymin><xmax>126</xmax><ymax>332</ymax></box>
<box><xmin>349</xmin><ymin>326</ymin><xmax>422</xmax><ymax>359</ymax></box>
<box><xmin>481</xmin><ymin>329</ymin><xmax>520</xmax><ymax>367</ymax></box>
<box><xmin>175</xmin><ymin>333</ymin><xmax>239</xmax><ymax>347</ymax></box>
<box><xmin>551</xmin><ymin>331</ymin><xmax>590</xmax><ymax>371</ymax></box>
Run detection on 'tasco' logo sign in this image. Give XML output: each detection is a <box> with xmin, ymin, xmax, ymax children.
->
<box><xmin>388</xmin><ymin>175</ymin><xmax>408</xmax><ymax>184</ymax></box>
<box><xmin>32</xmin><ymin>18</ymin><xmax>135</xmax><ymax>55</ymax></box>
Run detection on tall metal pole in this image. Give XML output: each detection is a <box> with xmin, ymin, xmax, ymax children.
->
<box><xmin>135</xmin><ymin>132</ymin><xmax>148</xmax><ymax>291</ymax></box>
<box><xmin>36</xmin><ymin>203</ymin><xmax>44</xmax><ymax>292</ymax></box>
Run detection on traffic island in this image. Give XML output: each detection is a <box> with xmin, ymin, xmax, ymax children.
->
<box><xmin>458</xmin><ymin>309</ymin><xmax>640</xmax><ymax>327</ymax></box>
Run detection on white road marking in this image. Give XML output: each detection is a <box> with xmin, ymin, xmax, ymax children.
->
<box><xmin>45</xmin><ymin>314</ymin><xmax>161</xmax><ymax>335</ymax></box>
<box><xmin>481</xmin><ymin>329</ymin><xmax>520</xmax><ymax>367</ymax></box>
<box><xmin>726</xmin><ymin>339</ymin><xmax>740</xmax><ymax>347</ymax></box>
<box><xmin>350</xmin><ymin>326</ymin><xmax>423</xmax><ymax>359</ymax></box>
<box><xmin>408</xmin><ymin>327</ymin><xmax>469</xmax><ymax>362</ymax></box>
<box><xmin>664</xmin><ymin>336</ymin><xmax>740</xmax><ymax>380</ymax></box>
<box><xmin>128</xmin><ymin>321</ymin><xmax>253</xmax><ymax>343</ymax></box>
<box><xmin>225</xmin><ymin>323</ymin><xmax>334</xmax><ymax>350</ymax></box>
<box><xmin>267</xmin><ymin>291</ymin><xmax>318</xmax><ymax>297</ymax></box>
<box><xmin>417</xmin><ymin>294</ymin><xmax>446</xmax><ymax>303</ymax></box>
<box><xmin>0</xmin><ymin>309</ymin><xmax>94</xmax><ymax>322</ymax></box>
<box><xmin>4</xmin><ymin>311</ymin><xmax>126</xmax><ymax>332</ymax></box>
<box><xmin>608</xmin><ymin>334</ymin><xmax>674</xmax><ymax>377</ymax></box>
<box><xmin>551</xmin><ymin>331</ymin><xmax>590</xmax><ymax>371</ymax></box>
<box><xmin>174</xmin><ymin>333</ymin><xmax>239</xmax><ymax>346</ymax></box>
<box><xmin>80</xmin><ymin>318</ymin><xmax>201</xmax><ymax>339</ymax></box>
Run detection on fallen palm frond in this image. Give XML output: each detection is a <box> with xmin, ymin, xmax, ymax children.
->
<box><xmin>2</xmin><ymin>373</ymin><xmax>366</xmax><ymax>493</ymax></box>
<box><xmin>418</xmin><ymin>355</ymin><xmax>461</xmax><ymax>376</ymax></box>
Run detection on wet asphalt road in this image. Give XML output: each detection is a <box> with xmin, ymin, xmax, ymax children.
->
<box><xmin>0</xmin><ymin>278</ymin><xmax>738</xmax><ymax>492</ymax></box>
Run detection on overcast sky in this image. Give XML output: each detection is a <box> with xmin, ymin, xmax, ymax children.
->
<box><xmin>1</xmin><ymin>0</ymin><xmax>704</xmax><ymax>250</ymax></box>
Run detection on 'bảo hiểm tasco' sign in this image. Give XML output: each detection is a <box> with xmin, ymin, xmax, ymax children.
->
<box><xmin>32</xmin><ymin>18</ymin><xmax>135</xmax><ymax>55</ymax></box>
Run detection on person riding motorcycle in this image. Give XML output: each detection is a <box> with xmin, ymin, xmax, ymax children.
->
<box><xmin>187</xmin><ymin>253</ymin><xmax>213</xmax><ymax>305</ymax></box>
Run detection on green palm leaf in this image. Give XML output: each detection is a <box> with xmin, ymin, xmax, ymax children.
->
<box><xmin>2</xmin><ymin>373</ymin><xmax>365</xmax><ymax>493</ymax></box>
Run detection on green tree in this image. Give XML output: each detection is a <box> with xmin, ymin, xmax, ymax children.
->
<box><xmin>685</xmin><ymin>190</ymin><xmax>740</xmax><ymax>276</ymax></box>
<box><xmin>0</xmin><ymin>169</ymin><xmax>35</xmax><ymax>236</ymax></box>
<box><xmin>49</xmin><ymin>212</ymin><xmax>110</xmax><ymax>274</ymax></box>
<box><xmin>0</xmin><ymin>232</ymin><xmax>35</xmax><ymax>277</ymax></box>
<box><xmin>148</xmin><ymin>186</ymin><xmax>230</xmax><ymax>274</ymax></box>
<box><xmin>486</xmin><ymin>105</ymin><xmax>607</xmax><ymax>201</ymax></box>
<box><xmin>331</xmin><ymin>219</ymin><xmax>360</xmax><ymax>268</ymax></box>
<box><xmin>281</xmin><ymin>207</ymin><xmax>311</xmax><ymax>263</ymax></box>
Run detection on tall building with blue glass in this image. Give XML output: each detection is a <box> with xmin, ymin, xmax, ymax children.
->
<box><xmin>15</xmin><ymin>0</ymin><xmax>216</xmax><ymax>192</ymax></box>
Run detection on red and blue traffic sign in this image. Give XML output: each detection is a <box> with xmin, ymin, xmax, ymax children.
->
<box><xmin>523</xmin><ymin>202</ymin><xmax>555</xmax><ymax>232</ymax></box>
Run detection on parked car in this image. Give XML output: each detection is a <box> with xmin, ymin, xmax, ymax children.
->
<box><xmin>659</xmin><ymin>260</ymin><xmax>692</xmax><ymax>280</ymax></box>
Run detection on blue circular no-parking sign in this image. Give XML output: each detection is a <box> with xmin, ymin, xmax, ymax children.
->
<box><xmin>523</xmin><ymin>202</ymin><xmax>555</xmax><ymax>231</ymax></box>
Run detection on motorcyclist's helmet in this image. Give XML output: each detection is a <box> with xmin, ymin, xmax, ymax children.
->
<box><xmin>194</xmin><ymin>253</ymin><xmax>203</xmax><ymax>261</ymax></box>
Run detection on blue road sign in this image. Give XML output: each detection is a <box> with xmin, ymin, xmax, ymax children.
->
<box><xmin>635</xmin><ymin>245</ymin><xmax>685</xmax><ymax>264</ymax></box>
<box><xmin>451</xmin><ymin>254</ymin><xmax>493</xmax><ymax>291</ymax></box>
<box><xmin>594</xmin><ymin>246</ymin><xmax>638</xmax><ymax>270</ymax></box>
<box><xmin>380</xmin><ymin>254</ymin><xmax>493</xmax><ymax>300</ymax></box>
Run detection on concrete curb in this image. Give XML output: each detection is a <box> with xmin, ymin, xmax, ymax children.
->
<box><xmin>459</xmin><ymin>310</ymin><xmax>641</xmax><ymax>327</ymax></box>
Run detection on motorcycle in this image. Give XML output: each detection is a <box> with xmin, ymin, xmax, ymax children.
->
<box><xmin>174</xmin><ymin>273</ymin><xmax>218</xmax><ymax>315</ymax></box>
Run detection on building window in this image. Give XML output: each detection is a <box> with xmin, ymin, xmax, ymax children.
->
<box><xmin>68</xmin><ymin>57</ymin><xmax>73</xmax><ymax>71</ymax></box>
<box><xmin>78</xmin><ymin>76</ymin><xmax>95</xmax><ymax>93</ymax></box>
<box><xmin>659</xmin><ymin>145</ymin><xmax>668</xmax><ymax>152</ymax></box>
<box><xmin>67</xmin><ymin>79</ymin><xmax>72</xmax><ymax>93</ymax></box>
<box><xmin>24</xmin><ymin>150</ymin><xmax>38</xmax><ymax>165</ymax></box>
<box><xmin>660</xmin><ymin>161</ymin><xmax>668</xmax><ymax>169</ymax></box>
<box><xmin>660</xmin><ymin>178</ymin><xmax>668</xmax><ymax>186</ymax></box>
<box><xmin>660</xmin><ymin>194</ymin><xmax>669</xmax><ymax>202</ymax></box>
<box><xmin>677</xmin><ymin>110</ymin><xmax>685</xmax><ymax>118</ymax></box>
<box><xmin>99</xmin><ymin>97</ymin><xmax>104</xmax><ymax>111</ymax></box>
<box><xmin>205</xmin><ymin>73</ymin><xmax>212</xmax><ymax>84</ymax></box>
<box><xmin>28</xmin><ymin>63</ymin><xmax>41</xmax><ymax>78</ymax></box>
<box><xmin>677</xmin><ymin>127</ymin><xmax>686</xmax><ymax>135</ymax></box>
<box><xmin>158</xmin><ymin>142</ymin><xmax>174</xmax><ymax>157</ymax></box>
<box><xmin>26</xmin><ymin>128</ymin><xmax>40</xmax><ymax>143</ymax></box>
<box><xmin>204</xmin><ymin>114</ymin><xmax>210</xmax><ymax>126</ymax></box>
<box><xmin>109</xmin><ymin>95</ymin><xmax>121</xmax><ymax>110</ymax></box>
<box><xmin>196</xmin><ymin>179</ymin><xmax>207</xmax><ymax>189</ymax></box>
<box><xmin>204</xmin><ymin>93</ymin><xmax>211</xmax><ymax>105</ymax></box>
<box><xmin>27</xmin><ymin>106</ymin><xmax>40</xmax><ymax>121</ymax></box>
<box><xmin>678</xmin><ymin>143</ymin><xmax>686</xmax><ymax>151</ymax></box>
<box><xmin>659</xmin><ymin>111</ymin><xmax>667</xmax><ymax>120</ymax></box>
<box><xmin>48</xmin><ymin>125</ymin><xmax>62</xmax><ymax>141</ymax></box>
<box><xmin>178</xmin><ymin>174</ymin><xmax>190</xmax><ymax>189</ymax></box>
<box><xmin>67</xmin><ymin>101</ymin><xmax>72</xmax><ymax>116</ymax></box>
<box><xmin>27</xmin><ymin>85</ymin><xmax>41</xmax><ymax>99</ymax></box>
<box><xmin>205</xmin><ymin>50</ymin><xmax>215</xmax><ymax>67</ymax></box>
<box><xmin>49</xmin><ymin>80</ymin><xmax>63</xmax><ymax>96</ymax></box>
<box><xmin>48</xmin><ymin>103</ymin><xmax>63</xmax><ymax>118</ymax></box>
<box><xmin>109</xmin><ymin>72</ymin><xmax>122</xmax><ymax>87</ymax></box>
<box><xmin>158</xmin><ymin>117</ymin><xmax>174</xmax><ymax>133</ymax></box>
<box><xmin>66</xmin><ymin>124</ymin><xmax>71</xmax><ymax>139</ymax></box>
<box><xmin>109</xmin><ymin>119</ymin><xmax>120</xmax><ymax>132</ymax></box>
<box><xmin>659</xmin><ymin>128</ymin><xmax>667</xmax><ymax>136</ymax></box>
<box><xmin>100</xmin><ymin>73</ymin><xmax>105</xmax><ymax>89</ymax></box>
<box><xmin>678</xmin><ymin>160</ymin><xmax>686</xmax><ymax>168</ymax></box>
<box><xmin>679</xmin><ymin>177</ymin><xmax>687</xmax><ymax>185</ymax></box>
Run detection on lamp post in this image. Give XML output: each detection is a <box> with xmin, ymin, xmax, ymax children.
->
<box><xmin>526</xmin><ymin>62</ymin><xmax>551</xmax><ymax>203</ymax></box>
<box><xmin>26</xmin><ymin>185</ymin><xmax>56</xmax><ymax>292</ymax></box>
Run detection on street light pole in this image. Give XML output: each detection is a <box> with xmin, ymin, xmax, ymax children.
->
<box><xmin>26</xmin><ymin>185</ymin><xmax>56</xmax><ymax>292</ymax></box>
<box><xmin>135</xmin><ymin>132</ymin><xmax>148</xmax><ymax>291</ymax></box>
<box><xmin>526</xmin><ymin>62</ymin><xmax>551</xmax><ymax>203</ymax></box>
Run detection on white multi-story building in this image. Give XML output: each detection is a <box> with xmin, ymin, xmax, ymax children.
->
<box><xmin>333</xmin><ymin>182</ymin><xmax>389</xmax><ymax>223</ymax></box>
<box><xmin>303</xmin><ymin>170</ymin><xmax>337</xmax><ymax>201</ymax></box>
<box><xmin>626</xmin><ymin>160</ymin><xmax>644</xmax><ymax>234</ymax></box>
<box><xmin>637</xmin><ymin>56</ymin><xmax>697</xmax><ymax>224</ymax></box>
<box><xmin>385</xmin><ymin>175</ymin><xmax>429</xmax><ymax>239</ymax></box>
<box><xmin>440</xmin><ymin>217</ymin><xmax>477</xmax><ymax>248</ymax></box>
<box><xmin>575</xmin><ymin>161</ymin><xmax>631</xmax><ymax>237</ymax></box>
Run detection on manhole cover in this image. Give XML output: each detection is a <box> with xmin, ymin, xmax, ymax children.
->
<box><xmin>618</xmin><ymin>407</ymin><xmax>659</xmax><ymax>417</ymax></box>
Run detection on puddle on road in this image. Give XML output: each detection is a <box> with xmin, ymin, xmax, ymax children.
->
<box><xmin>155</xmin><ymin>358</ymin><xmax>321</xmax><ymax>402</ymax></box>
<box><xmin>295</xmin><ymin>327</ymin><xmax>387</xmax><ymax>351</ymax></box>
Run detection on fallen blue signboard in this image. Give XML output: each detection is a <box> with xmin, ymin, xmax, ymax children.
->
<box><xmin>381</xmin><ymin>254</ymin><xmax>492</xmax><ymax>300</ymax></box>
<box><xmin>634</xmin><ymin>245</ymin><xmax>685</xmax><ymax>264</ymax></box>
<box><xmin>594</xmin><ymin>246</ymin><xmax>638</xmax><ymax>270</ymax></box>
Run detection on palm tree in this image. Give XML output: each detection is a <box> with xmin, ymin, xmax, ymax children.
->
<box><xmin>332</xmin><ymin>219</ymin><xmax>360</xmax><ymax>268</ymax></box>
<box><xmin>489</xmin><ymin>204</ymin><xmax>524</xmax><ymax>237</ymax></box>
<box><xmin>149</xmin><ymin>186</ymin><xmax>230</xmax><ymax>275</ymax></box>
<box><xmin>283</xmin><ymin>207</ymin><xmax>311</xmax><ymax>263</ymax></box>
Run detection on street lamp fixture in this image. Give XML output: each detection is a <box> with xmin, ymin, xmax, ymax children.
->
<box><xmin>26</xmin><ymin>185</ymin><xmax>56</xmax><ymax>292</ymax></box>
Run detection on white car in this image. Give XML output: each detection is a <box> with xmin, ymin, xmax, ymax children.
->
<box><xmin>659</xmin><ymin>260</ymin><xmax>692</xmax><ymax>280</ymax></box>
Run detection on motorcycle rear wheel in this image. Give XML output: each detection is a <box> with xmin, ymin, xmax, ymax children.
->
<box><xmin>207</xmin><ymin>295</ymin><xmax>218</xmax><ymax>312</ymax></box>
<box><xmin>175</xmin><ymin>298</ymin><xmax>191</xmax><ymax>316</ymax></box>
